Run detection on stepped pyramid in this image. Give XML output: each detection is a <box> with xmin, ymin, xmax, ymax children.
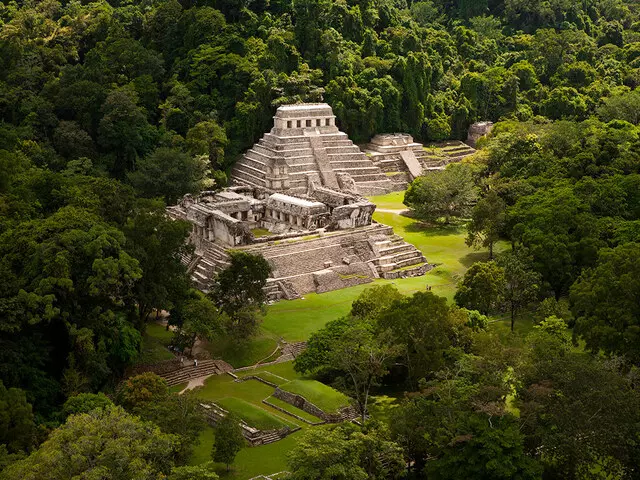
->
<box><xmin>232</xmin><ymin>104</ymin><xmax>394</xmax><ymax>196</ymax></box>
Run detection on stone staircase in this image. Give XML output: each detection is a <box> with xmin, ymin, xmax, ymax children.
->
<box><xmin>157</xmin><ymin>359</ymin><xmax>234</xmax><ymax>387</ymax></box>
<box><xmin>233</xmin><ymin>131</ymin><xmax>394</xmax><ymax>195</ymax></box>
<box><xmin>190</xmin><ymin>242</ymin><xmax>230</xmax><ymax>290</ymax></box>
<box><xmin>264</xmin><ymin>279</ymin><xmax>301</xmax><ymax>302</ymax></box>
<box><xmin>306</xmin><ymin>131</ymin><xmax>340</xmax><ymax>190</ymax></box>
<box><xmin>280</xmin><ymin>341</ymin><xmax>307</xmax><ymax>359</ymax></box>
<box><xmin>371</xmin><ymin>234</ymin><xmax>429</xmax><ymax>278</ymax></box>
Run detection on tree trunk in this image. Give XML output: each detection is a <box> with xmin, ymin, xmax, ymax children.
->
<box><xmin>488</xmin><ymin>241</ymin><xmax>494</xmax><ymax>260</ymax></box>
<box><xmin>510</xmin><ymin>303</ymin><xmax>515</xmax><ymax>332</ymax></box>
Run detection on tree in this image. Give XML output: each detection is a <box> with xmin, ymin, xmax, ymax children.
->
<box><xmin>466</xmin><ymin>190</ymin><xmax>506</xmax><ymax>259</ymax></box>
<box><xmin>210</xmin><ymin>251</ymin><xmax>272</xmax><ymax>339</ymax></box>
<box><xmin>518</xmin><ymin>345</ymin><xmax>640</xmax><ymax>477</ymax></box>
<box><xmin>172</xmin><ymin>293</ymin><xmax>223</xmax><ymax>355</ymax></box>
<box><xmin>123</xmin><ymin>200</ymin><xmax>192</xmax><ymax>329</ymax></box>
<box><xmin>97</xmin><ymin>88</ymin><xmax>156</xmax><ymax>178</ymax></box>
<box><xmin>186</xmin><ymin>120</ymin><xmax>228</xmax><ymax>171</ymax></box>
<box><xmin>2</xmin><ymin>406</ymin><xmax>178</xmax><ymax>480</ymax></box>
<box><xmin>127</xmin><ymin>147</ymin><xmax>206</xmax><ymax>204</ymax></box>
<box><xmin>288</xmin><ymin>422</ymin><xmax>404</xmax><ymax>480</ymax></box>
<box><xmin>117</xmin><ymin>373</ymin><xmax>205</xmax><ymax>463</ymax></box>
<box><xmin>497</xmin><ymin>250</ymin><xmax>541</xmax><ymax>332</ymax></box>
<box><xmin>168</xmin><ymin>464</ymin><xmax>219</xmax><ymax>480</ymax></box>
<box><xmin>425</xmin><ymin>414</ymin><xmax>541</xmax><ymax>480</ymax></box>
<box><xmin>454</xmin><ymin>261</ymin><xmax>505</xmax><ymax>315</ymax></box>
<box><xmin>405</xmin><ymin>163</ymin><xmax>478</xmax><ymax>224</ymax></box>
<box><xmin>329</xmin><ymin>320</ymin><xmax>398</xmax><ymax>421</ymax></box>
<box><xmin>597</xmin><ymin>90</ymin><xmax>640</xmax><ymax>125</ymax></box>
<box><xmin>62</xmin><ymin>392</ymin><xmax>113</xmax><ymax>418</ymax></box>
<box><xmin>212</xmin><ymin>414</ymin><xmax>244</xmax><ymax>471</ymax></box>
<box><xmin>391</xmin><ymin>355</ymin><xmax>538</xmax><ymax>477</ymax></box>
<box><xmin>0</xmin><ymin>381</ymin><xmax>37</xmax><ymax>456</ymax></box>
<box><xmin>570</xmin><ymin>242</ymin><xmax>640</xmax><ymax>363</ymax></box>
<box><xmin>379</xmin><ymin>291</ymin><xmax>474</xmax><ymax>387</ymax></box>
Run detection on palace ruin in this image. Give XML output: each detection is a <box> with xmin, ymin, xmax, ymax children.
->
<box><xmin>170</xmin><ymin>103</ymin><xmax>479</xmax><ymax>300</ymax></box>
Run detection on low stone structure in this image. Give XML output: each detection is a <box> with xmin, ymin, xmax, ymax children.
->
<box><xmin>272</xmin><ymin>387</ymin><xmax>359</xmax><ymax>423</ymax></box>
<box><xmin>467</xmin><ymin>121</ymin><xmax>494</xmax><ymax>147</ymax></box>
<box><xmin>200</xmin><ymin>402</ymin><xmax>300</xmax><ymax>446</ymax></box>
<box><xmin>168</xmin><ymin>104</ymin><xmax>431</xmax><ymax>300</ymax></box>
<box><xmin>362</xmin><ymin>133</ymin><xmax>478</xmax><ymax>190</ymax></box>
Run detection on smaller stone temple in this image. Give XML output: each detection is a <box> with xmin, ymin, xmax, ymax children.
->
<box><xmin>362</xmin><ymin>134</ymin><xmax>478</xmax><ymax>190</ymax></box>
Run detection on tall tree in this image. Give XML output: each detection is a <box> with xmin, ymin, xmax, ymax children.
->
<box><xmin>212</xmin><ymin>414</ymin><xmax>244</xmax><ymax>472</ymax></box>
<box><xmin>2</xmin><ymin>406</ymin><xmax>178</xmax><ymax>480</ymax></box>
<box><xmin>454</xmin><ymin>261</ymin><xmax>505</xmax><ymax>315</ymax></box>
<box><xmin>497</xmin><ymin>250</ymin><xmax>541</xmax><ymax>332</ymax></box>
<box><xmin>466</xmin><ymin>189</ymin><xmax>506</xmax><ymax>259</ymax></box>
<box><xmin>123</xmin><ymin>200</ymin><xmax>192</xmax><ymax>329</ymax></box>
<box><xmin>405</xmin><ymin>163</ymin><xmax>478</xmax><ymax>224</ymax></box>
<box><xmin>329</xmin><ymin>320</ymin><xmax>398</xmax><ymax>421</ymax></box>
<box><xmin>127</xmin><ymin>147</ymin><xmax>206</xmax><ymax>205</ymax></box>
<box><xmin>570</xmin><ymin>242</ymin><xmax>640</xmax><ymax>363</ymax></box>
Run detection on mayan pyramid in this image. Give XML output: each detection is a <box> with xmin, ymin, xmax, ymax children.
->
<box><xmin>231</xmin><ymin>103</ymin><xmax>394</xmax><ymax>195</ymax></box>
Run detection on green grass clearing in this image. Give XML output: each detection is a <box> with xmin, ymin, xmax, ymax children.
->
<box><xmin>137</xmin><ymin>322</ymin><xmax>174</xmax><ymax>364</ymax></box>
<box><xmin>168</xmin><ymin>382</ymin><xmax>188</xmax><ymax>394</ymax></box>
<box><xmin>216</xmin><ymin>397</ymin><xmax>294</xmax><ymax>430</ymax></box>
<box><xmin>251</xmin><ymin>228</ymin><xmax>271</xmax><ymax>238</ymax></box>
<box><xmin>205</xmin><ymin>329</ymin><xmax>278</xmax><ymax>368</ymax></box>
<box><xmin>281</xmin><ymin>380</ymin><xmax>349</xmax><ymax>413</ymax></box>
<box><xmin>236</xmin><ymin>371</ymin><xmax>290</xmax><ymax>386</ymax></box>
<box><xmin>266</xmin><ymin>396</ymin><xmax>324</xmax><ymax>423</ymax></box>
<box><xmin>190</xmin><ymin>427</ymin><xmax>303</xmax><ymax>479</ymax></box>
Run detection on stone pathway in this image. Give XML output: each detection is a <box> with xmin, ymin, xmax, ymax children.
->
<box><xmin>375</xmin><ymin>208</ymin><xmax>410</xmax><ymax>215</ymax></box>
<box><xmin>179</xmin><ymin>375</ymin><xmax>211</xmax><ymax>394</ymax></box>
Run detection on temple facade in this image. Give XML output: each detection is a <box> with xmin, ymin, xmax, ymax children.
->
<box><xmin>168</xmin><ymin>103</ymin><xmax>432</xmax><ymax>301</ymax></box>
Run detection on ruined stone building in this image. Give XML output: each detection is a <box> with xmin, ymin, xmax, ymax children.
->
<box><xmin>168</xmin><ymin>104</ymin><xmax>433</xmax><ymax>301</ymax></box>
<box><xmin>361</xmin><ymin>133</ymin><xmax>478</xmax><ymax>191</ymax></box>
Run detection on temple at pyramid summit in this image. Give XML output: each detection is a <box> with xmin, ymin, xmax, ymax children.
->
<box><xmin>168</xmin><ymin>103</ymin><xmax>453</xmax><ymax>301</ymax></box>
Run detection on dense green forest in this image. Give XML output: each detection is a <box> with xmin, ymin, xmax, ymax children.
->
<box><xmin>2</xmin><ymin>0</ymin><xmax>640</xmax><ymax>478</ymax></box>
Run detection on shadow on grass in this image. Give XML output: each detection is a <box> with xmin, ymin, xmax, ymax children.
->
<box><xmin>405</xmin><ymin>222</ymin><xmax>464</xmax><ymax>236</ymax></box>
<box><xmin>459</xmin><ymin>251</ymin><xmax>491</xmax><ymax>268</ymax></box>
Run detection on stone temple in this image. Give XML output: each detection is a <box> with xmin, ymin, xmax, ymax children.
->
<box><xmin>168</xmin><ymin>103</ymin><xmax>435</xmax><ymax>301</ymax></box>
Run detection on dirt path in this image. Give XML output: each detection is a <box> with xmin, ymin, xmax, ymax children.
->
<box><xmin>375</xmin><ymin>208</ymin><xmax>409</xmax><ymax>215</ymax></box>
<box><xmin>179</xmin><ymin>375</ymin><xmax>211</xmax><ymax>394</ymax></box>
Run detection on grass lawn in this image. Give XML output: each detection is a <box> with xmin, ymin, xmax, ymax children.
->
<box><xmin>137</xmin><ymin>322</ymin><xmax>174</xmax><ymax>364</ymax></box>
<box><xmin>168</xmin><ymin>382</ymin><xmax>188</xmax><ymax>394</ymax></box>
<box><xmin>216</xmin><ymin>397</ymin><xmax>294</xmax><ymax>430</ymax></box>
<box><xmin>237</xmin><ymin>371</ymin><xmax>290</xmax><ymax>386</ymax></box>
<box><xmin>281</xmin><ymin>379</ymin><xmax>350</xmax><ymax>413</ymax></box>
<box><xmin>190</xmin><ymin>427</ymin><xmax>303</xmax><ymax>479</ymax></box>
<box><xmin>266</xmin><ymin>396</ymin><xmax>324</xmax><ymax>423</ymax></box>
<box><xmin>205</xmin><ymin>329</ymin><xmax>279</xmax><ymax>368</ymax></box>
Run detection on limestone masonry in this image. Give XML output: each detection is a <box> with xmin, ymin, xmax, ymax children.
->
<box><xmin>169</xmin><ymin>103</ymin><xmax>483</xmax><ymax>300</ymax></box>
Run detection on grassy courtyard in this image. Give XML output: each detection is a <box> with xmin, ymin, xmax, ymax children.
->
<box><xmin>189</xmin><ymin>361</ymin><xmax>344</xmax><ymax>478</ymax></box>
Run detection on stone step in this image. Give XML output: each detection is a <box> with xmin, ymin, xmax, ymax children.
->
<box><xmin>379</xmin><ymin>243</ymin><xmax>415</xmax><ymax>255</ymax></box>
<box><xmin>372</xmin><ymin>250</ymin><xmax>423</xmax><ymax>266</ymax></box>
